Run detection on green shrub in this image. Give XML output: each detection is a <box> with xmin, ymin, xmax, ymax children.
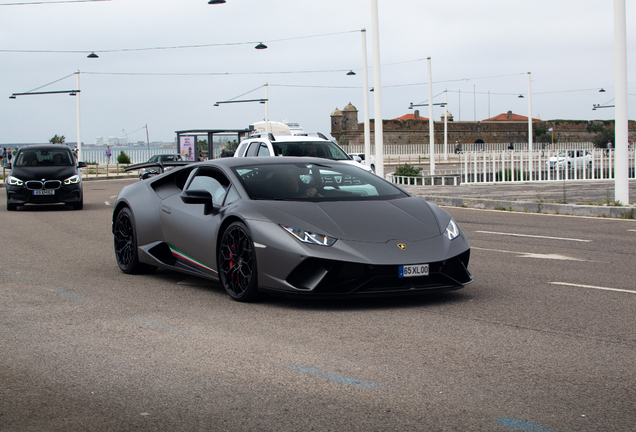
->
<box><xmin>117</xmin><ymin>151</ymin><xmax>131</xmax><ymax>164</ymax></box>
<box><xmin>394</xmin><ymin>163</ymin><xmax>422</xmax><ymax>177</ymax></box>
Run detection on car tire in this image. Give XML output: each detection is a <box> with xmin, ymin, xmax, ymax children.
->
<box><xmin>218</xmin><ymin>221</ymin><xmax>260</xmax><ymax>302</ymax></box>
<box><xmin>113</xmin><ymin>207</ymin><xmax>157</xmax><ymax>274</ymax></box>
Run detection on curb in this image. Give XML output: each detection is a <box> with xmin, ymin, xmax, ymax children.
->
<box><xmin>420</xmin><ymin>195</ymin><xmax>635</xmax><ymax>219</ymax></box>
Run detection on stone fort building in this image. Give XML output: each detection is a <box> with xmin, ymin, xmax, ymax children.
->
<box><xmin>330</xmin><ymin>102</ymin><xmax>635</xmax><ymax>147</ymax></box>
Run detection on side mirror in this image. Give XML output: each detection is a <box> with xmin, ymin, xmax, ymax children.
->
<box><xmin>77</xmin><ymin>161</ymin><xmax>87</xmax><ymax>168</ymax></box>
<box><xmin>180</xmin><ymin>189</ymin><xmax>214</xmax><ymax>215</ymax></box>
<box><xmin>352</xmin><ymin>156</ymin><xmax>362</xmax><ymax>163</ymax></box>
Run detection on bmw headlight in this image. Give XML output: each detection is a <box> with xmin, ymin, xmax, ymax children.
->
<box><xmin>64</xmin><ymin>175</ymin><xmax>80</xmax><ymax>185</ymax></box>
<box><xmin>7</xmin><ymin>176</ymin><xmax>23</xmax><ymax>186</ymax></box>
<box><xmin>443</xmin><ymin>218</ymin><xmax>460</xmax><ymax>240</ymax></box>
<box><xmin>281</xmin><ymin>225</ymin><xmax>337</xmax><ymax>246</ymax></box>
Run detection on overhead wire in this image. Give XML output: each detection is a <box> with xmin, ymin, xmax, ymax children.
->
<box><xmin>0</xmin><ymin>0</ymin><xmax>109</xmax><ymax>5</ymax></box>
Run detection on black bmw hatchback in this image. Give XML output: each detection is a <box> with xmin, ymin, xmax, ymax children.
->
<box><xmin>4</xmin><ymin>145</ymin><xmax>87</xmax><ymax>210</ymax></box>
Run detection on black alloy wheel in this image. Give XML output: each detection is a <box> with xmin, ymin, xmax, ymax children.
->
<box><xmin>113</xmin><ymin>207</ymin><xmax>156</xmax><ymax>274</ymax></box>
<box><xmin>218</xmin><ymin>221</ymin><xmax>259</xmax><ymax>302</ymax></box>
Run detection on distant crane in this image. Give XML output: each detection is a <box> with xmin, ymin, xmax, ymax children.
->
<box><xmin>121</xmin><ymin>129</ymin><xmax>130</xmax><ymax>146</ymax></box>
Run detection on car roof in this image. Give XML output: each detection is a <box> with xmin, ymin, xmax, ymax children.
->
<box><xmin>201</xmin><ymin>156</ymin><xmax>348</xmax><ymax>169</ymax></box>
<box><xmin>243</xmin><ymin>134</ymin><xmax>330</xmax><ymax>143</ymax></box>
<box><xmin>16</xmin><ymin>144</ymin><xmax>73</xmax><ymax>152</ymax></box>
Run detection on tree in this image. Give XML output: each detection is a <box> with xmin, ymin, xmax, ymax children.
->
<box><xmin>50</xmin><ymin>134</ymin><xmax>65</xmax><ymax>144</ymax></box>
<box><xmin>593</xmin><ymin>128</ymin><xmax>615</xmax><ymax>148</ymax></box>
<box><xmin>117</xmin><ymin>151</ymin><xmax>131</xmax><ymax>164</ymax></box>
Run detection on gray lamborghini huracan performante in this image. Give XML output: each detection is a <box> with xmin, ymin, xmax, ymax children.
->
<box><xmin>112</xmin><ymin>157</ymin><xmax>472</xmax><ymax>302</ymax></box>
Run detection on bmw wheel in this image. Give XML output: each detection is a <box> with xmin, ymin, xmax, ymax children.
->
<box><xmin>218</xmin><ymin>221</ymin><xmax>259</xmax><ymax>302</ymax></box>
<box><xmin>113</xmin><ymin>207</ymin><xmax>156</xmax><ymax>274</ymax></box>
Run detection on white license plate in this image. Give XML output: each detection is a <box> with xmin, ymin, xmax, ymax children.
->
<box><xmin>399</xmin><ymin>264</ymin><xmax>429</xmax><ymax>278</ymax></box>
<box><xmin>33</xmin><ymin>190</ymin><xmax>55</xmax><ymax>195</ymax></box>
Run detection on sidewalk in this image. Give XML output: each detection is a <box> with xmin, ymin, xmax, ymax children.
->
<box><xmin>402</xmin><ymin>180</ymin><xmax>636</xmax><ymax>219</ymax></box>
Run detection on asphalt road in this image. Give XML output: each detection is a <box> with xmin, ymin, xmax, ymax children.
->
<box><xmin>2</xmin><ymin>179</ymin><xmax>635</xmax><ymax>431</ymax></box>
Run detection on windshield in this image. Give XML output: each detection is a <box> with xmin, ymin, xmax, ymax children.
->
<box><xmin>272</xmin><ymin>141</ymin><xmax>350</xmax><ymax>160</ymax></box>
<box><xmin>557</xmin><ymin>151</ymin><xmax>574</xmax><ymax>158</ymax></box>
<box><xmin>14</xmin><ymin>149</ymin><xmax>74</xmax><ymax>167</ymax></box>
<box><xmin>234</xmin><ymin>162</ymin><xmax>407</xmax><ymax>201</ymax></box>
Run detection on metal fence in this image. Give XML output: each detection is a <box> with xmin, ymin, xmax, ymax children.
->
<box><xmin>459</xmin><ymin>149</ymin><xmax>635</xmax><ymax>184</ymax></box>
<box><xmin>81</xmin><ymin>148</ymin><xmax>178</xmax><ymax>164</ymax></box>
<box><xmin>343</xmin><ymin>142</ymin><xmax>595</xmax><ymax>156</ymax></box>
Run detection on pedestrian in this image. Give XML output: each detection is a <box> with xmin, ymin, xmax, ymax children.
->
<box><xmin>7</xmin><ymin>147</ymin><xmax>12</xmax><ymax>165</ymax></box>
<box><xmin>198</xmin><ymin>149</ymin><xmax>203</xmax><ymax>161</ymax></box>
<box><xmin>607</xmin><ymin>139</ymin><xmax>613</xmax><ymax>156</ymax></box>
<box><xmin>454</xmin><ymin>140</ymin><xmax>462</xmax><ymax>154</ymax></box>
<box><xmin>508</xmin><ymin>140</ymin><xmax>514</xmax><ymax>151</ymax></box>
<box><xmin>105</xmin><ymin>145</ymin><xmax>112</xmax><ymax>164</ymax></box>
<box><xmin>1</xmin><ymin>147</ymin><xmax>6</xmax><ymax>166</ymax></box>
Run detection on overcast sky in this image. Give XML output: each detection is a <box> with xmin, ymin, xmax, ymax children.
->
<box><xmin>1</xmin><ymin>0</ymin><xmax>634</xmax><ymax>145</ymax></box>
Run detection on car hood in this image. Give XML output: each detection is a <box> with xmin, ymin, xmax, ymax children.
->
<box><xmin>10</xmin><ymin>165</ymin><xmax>78</xmax><ymax>181</ymax></box>
<box><xmin>247</xmin><ymin>196</ymin><xmax>442</xmax><ymax>243</ymax></box>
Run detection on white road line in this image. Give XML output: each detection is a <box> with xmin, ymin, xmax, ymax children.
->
<box><xmin>475</xmin><ymin>230</ymin><xmax>591</xmax><ymax>242</ymax></box>
<box><xmin>629</xmin><ymin>229</ymin><xmax>636</xmax><ymax>232</ymax></box>
<box><xmin>551</xmin><ymin>282</ymin><xmax>636</xmax><ymax>294</ymax></box>
<box><xmin>472</xmin><ymin>247</ymin><xmax>586</xmax><ymax>261</ymax></box>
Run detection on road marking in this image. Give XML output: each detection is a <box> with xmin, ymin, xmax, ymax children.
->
<box><xmin>286</xmin><ymin>365</ymin><xmax>381</xmax><ymax>390</ymax></box>
<box><xmin>496</xmin><ymin>418</ymin><xmax>556</xmax><ymax>432</ymax></box>
<box><xmin>629</xmin><ymin>229</ymin><xmax>636</xmax><ymax>232</ymax></box>
<box><xmin>473</xmin><ymin>247</ymin><xmax>586</xmax><ymax>261</ymax></box>
<box><xmin>551</xmin><ymin>282</ymin><xmax>636</xmax><ymax>294</ymax></box>
<box><xmin>476</xmin><ymin>230</ymin><xmax>590</xmax><ymax>242</ymax></box>
<box><xmin>51</xmin><ymin>289</ymin><xmax>91</xmax><ymax>302</ymax></box>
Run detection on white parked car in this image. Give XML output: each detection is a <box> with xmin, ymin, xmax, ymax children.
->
<box><xmin>348</xmin><ymin>153</ymin><xmax>376</xmax><ymax>173</ymax></box>
<box><xmin>546</xmin><ymin>150</ymin><xmax>592</xmax><ymax>169</ymax></box>
<box><xmin>234</xmin><ymin>133</ymin><xmax>373</xmax><ymax>172</ymax></box>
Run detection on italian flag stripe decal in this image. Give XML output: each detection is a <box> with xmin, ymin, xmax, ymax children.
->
<box><xmin>169</xmin><ymin>245</ymin><xmax>218</xmax><ymax>274</ymax></box>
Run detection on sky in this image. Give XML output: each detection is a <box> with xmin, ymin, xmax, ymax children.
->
<box><xmin>1</xmin><ymin>0</ymin><xmax>634</xmax><ymax>145</ymax></box>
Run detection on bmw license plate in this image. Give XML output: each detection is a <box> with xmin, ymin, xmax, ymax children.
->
<box><xmin>399</xmin><ymin>264</ymin><xmax>429</xmax><ymax>278</ymax></box>
<box><xmin>33</xmin><ymin>190</ymin><xmax>55</xmax><ymax>195</ymax></box>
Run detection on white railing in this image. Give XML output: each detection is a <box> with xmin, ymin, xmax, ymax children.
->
<box><xmin>81</xmin><ymin>148</ymin><xmax>178</xmax><ymax>164</ymax></box>
<box><xmin>459</xmin><ymin>149</ymin><xmax>635</xmax><ymax>184</ymax></box>
<box><xmin>343</xmin><ymin>142</ymin><xmax>594</xmax><ymax>155</ymax></box>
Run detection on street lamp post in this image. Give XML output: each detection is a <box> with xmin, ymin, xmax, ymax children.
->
<box><xmin>614</xmin><ymin>0</ymin><xmax>629</xmax><ymax>204</ymax></box>
<box><xmin>370</xmin><ymin>0</ymin><xmax>384</xmax><ymax>178</ymax></box>
<box><xmin>427</xmin><ymin>57</ymin><xmax>435</xmax><ymax>175</ymax></box>
<box><xmin>9</xmin><ymin>73</ymin><xmax>82</xmax><ymax>161</ymax></box>
<box><xmin>75</xmin><ymin>70</ymin><xmax>82</xmax><ymax>162</ymax></box>
<box><xmin>444</xmin><ymin>89</ymin><xmax>448</xmax><ymax>161</ymax></box>
<box><xmin>527</xmin><ymin>72</ymin><xmax>533</xmax><ymax>180</ymax></box>
<box><xmin>361</xmin><ymin>29</ymin><xmax>372</xmax><ymax>170</ymax></box>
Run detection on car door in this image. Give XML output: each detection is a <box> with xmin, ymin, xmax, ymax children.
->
<box><xmin>159</xmin><ymin>166</ymin><xmax>233</xmax><ymax>277</ymax></box>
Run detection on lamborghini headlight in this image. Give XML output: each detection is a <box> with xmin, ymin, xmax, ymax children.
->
<box><xmin>64</xmin><ymin>174</ymin><xmax>80</xmax><ymax>185</ymax></box>
<box><xmin>7</xmin><ymin>176</ymin><xmax>24</xmax><ymax>186</ymax></box>
<box><xmin>444</xmin><ymin>218</ymin><xmax>460</xmax><ymax>240</ymax></box>
<box><xmin>281</xmin><ymin>225</ymin><xmax>337</xmax><ymax>246</ymax></box>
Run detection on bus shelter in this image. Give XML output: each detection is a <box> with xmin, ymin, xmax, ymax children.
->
<box><xmin>175</xmin><ymin>128</ymin><xmax>252</xmax><ymax>161</ymax></box>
